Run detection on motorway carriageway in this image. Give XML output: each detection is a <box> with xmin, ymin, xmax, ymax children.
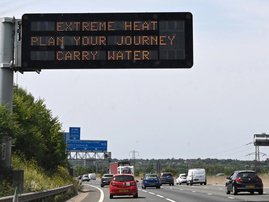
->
<box><xmin>67</xmin><ymin>180</ymin><xmax>269</xmax><ymax>202</ymax></box>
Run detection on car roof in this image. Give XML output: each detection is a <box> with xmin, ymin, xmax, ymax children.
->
<box><xmin>234</xmin><ymin>170</ymin><xmax>256</xmax><ymax>173</ymax></box>
<box><xmin>113</xmin><ymin>173</ymin><xmax>134</xmax><ymax>176</ymax></box>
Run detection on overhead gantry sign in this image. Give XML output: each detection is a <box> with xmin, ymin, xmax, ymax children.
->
<box><xmin>20</xmin><ymin>12</ymin><xmax>193</xmax><ymax>71</ymax></box>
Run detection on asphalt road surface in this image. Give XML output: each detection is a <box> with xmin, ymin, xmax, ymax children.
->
<box><xmin>67</xmin><ymin>180</ymin><xmax>269</xmax><ymax>202</ymax></box>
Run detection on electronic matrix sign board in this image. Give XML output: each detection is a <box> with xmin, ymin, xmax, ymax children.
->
<box><xmin>21</xmin><ymin>12</ymin><xmax>193</xmax><ymax>70</ymax></box>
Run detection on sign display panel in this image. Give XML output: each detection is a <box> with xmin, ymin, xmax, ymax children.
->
<box><xmin>254</xmin><ymin>134</ymin><xmax>269</xmax><ymax>146</ymax></box>
<box><xmin>21</xmin><ymin>12</ymin><xmax>193</xmax><ymax>70</ymax></box>
<box><xmin>67</xmin><ymin>140</ymin><xmax>107</xmax><ymax>152</ymax></box>
<box><xmin>69</xmin><ymin>127</ymin><xmax>80</xmax><ymax>140</ymax></box>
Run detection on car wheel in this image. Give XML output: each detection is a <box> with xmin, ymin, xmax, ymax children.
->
<box><xmin>110</xmin><ymin>194</ymin><xmax>113</xmax><ymax>199</ymax></box>
<box><xmin>259</xmin><ymin>190</ymin><xmax>263</xmax><ymax>195</ymax></box>
<box><xmin>101</xmin><ymin>184</ymin><xmax>104</xmax><ymax>187</ymax></box>
<box><xmin>156</xmin><ymin>186</ymin><xmax>160</xmax><ymax>189</ymax></box>
<box><xmin>233</xmin><ymin>186</ymin><xmax>238</xmax><ymax>195</ymax></box>
<box><xmin>133</xmin><ymin>193</ymin><xmax>138</xmax><ymax>198</ymax></box>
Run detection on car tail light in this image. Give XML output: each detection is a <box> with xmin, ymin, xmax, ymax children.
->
<box><xmin>130</xmin><ymin>181</ymin><xmax>136</xmax><ymax>186</ymax></box>
<box><xmin>235</xmin><ymin>177</ymin><xmax>242</xmax><ymax>183</ymax></box>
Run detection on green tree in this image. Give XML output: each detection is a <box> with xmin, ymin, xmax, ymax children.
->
<box><xmin>145</xmin><ymin>163</ymin><xmax>155</xmax><ymax>174</ymax></box>
<box><xmin>0</xmin><ymin>105</ymin><xmax>18</xmax><ymax>139</ymax></box>
<box><xmin>12</xmin><ymin>87</ymin><xmax>67</xmax><ymax>172</ymax></box>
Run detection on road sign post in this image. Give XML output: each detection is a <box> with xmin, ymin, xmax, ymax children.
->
<box><xmin>0</xmin><ymin>17</ymin><xmax>15</xmax><ymax>172</ymax></box>
<box><xmin>0</xmin><ymin>17</ymin><xmax>15</xmax><ymax>111</ymax></box>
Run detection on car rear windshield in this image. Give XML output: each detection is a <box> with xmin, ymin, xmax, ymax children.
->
<box><xmin>162</xmin><ymin>173</ymin><xmax>172</xmax><ymax>177</ymax></box>
<box><xmin>145</xmin><ymin>175</ymin><xmax>158</xmax><ymax>179</ymax></box>
<box><xmin>238</xmin><ymin>172</ymin><xmax>257</xmax><ymax>178</ymax></box>
<box><xmin>114</xmin><ymin>175</ymin><xmax>134</xmax><ymax>182</ymax></box>
<box><xmin>104</xmin><ymin>174</ymin><xmax>113</xmax><ymax>177</ymax></box>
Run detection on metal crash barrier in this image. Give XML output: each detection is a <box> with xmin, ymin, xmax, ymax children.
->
<box><xmin>0</xmin><ymin>184</ymin><xmax>74</xmax><ymax>202</ymax></box>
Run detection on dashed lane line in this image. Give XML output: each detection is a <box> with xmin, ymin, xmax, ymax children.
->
<box><xmin>228</xmin><ymin>196</ymin><xmax>235</xmax><ymax>200</ymax></box>
<box><xmin>166</xmin><ymin>198</ymin><xmax>176</xmax><ymax>202</ymax></box>
<box><xmin>142</xmin><ymin>189</ymin><xmax>177</xmax><ymax>202</ymax></box>
<box><xmin>141</xmin><ymin>186</ymin><xmax>244</xmax><ymax>202</ymax></box>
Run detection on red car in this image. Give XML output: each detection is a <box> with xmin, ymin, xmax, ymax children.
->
<box><xmin>109</xmin><ymin>174</ymin><xmax>138</xmax><ymax>199</ymax></box>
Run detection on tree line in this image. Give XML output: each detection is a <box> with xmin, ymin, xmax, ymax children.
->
<box><xmin>128</xmin><ymin>158</ymin><xmax>269</xmax><ymax>176</ymax></box>
<box><xmin>0</xmin><ymin>87</ymin><xmax>68</xmax><ymax>173</ymax></box>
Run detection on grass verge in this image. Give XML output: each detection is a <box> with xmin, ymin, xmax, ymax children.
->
<box><xmin>0</xmin><ymin>154</ymin><xmax>78</xmax><ymax>201</ymax></box>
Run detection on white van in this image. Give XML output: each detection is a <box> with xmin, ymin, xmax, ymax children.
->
<box><xmin>186</xmin><ymin>168</ymin><xmax>206</xmax><ymax>185</ymax></box>
<box><xmin>88</xmin><ymin>173</ymin><xmax>96</xmax><ymax>180</ymax></box>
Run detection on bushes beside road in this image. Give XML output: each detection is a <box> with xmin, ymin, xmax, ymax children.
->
<box><xmin>0</xmin><ymin>87</ymin><xmax>76</xmax><ymax>199</ymax></box>
<box><xmin>0</xmin><ymin>154</ymin><xmax>78</xmax><ymax>199</ymax></box>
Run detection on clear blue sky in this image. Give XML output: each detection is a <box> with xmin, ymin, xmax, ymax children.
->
<box><xmin>1</xmin><ymin>0</ymin><xmax>269</xmax><ymax>160</ymax></box>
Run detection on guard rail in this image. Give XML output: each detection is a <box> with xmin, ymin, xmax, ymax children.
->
<box><xmin>0</xmin><ymin>184</ymin><xmax>74</xmax><ymax>202</ymax></box>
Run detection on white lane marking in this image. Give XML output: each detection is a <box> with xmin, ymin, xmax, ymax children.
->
<box><xmin>141</xmin><ymin>189</ymin><xmax>176</xmax><ymax>202</ymax></box>
<box><xmin>192</xmin><ymin>190</ymin><xmax>196</xmax><ymax>193</ymax></box>
<box><xmin>89</xmin><ymin>185</ymin><xmax>104</xmax><ymax>202</ymax></box>
<box><xmin>207</xmin><ymin>193</ymin><xmax>212</xmax><ymax>195</ymax></box>
<box><xmin>228</xmin><ymin>196</ymin><xmax>235</xmax><ymax>200</ymax></box>
<box><xmin>166</xmin><ymin>199</ymin><xmax>176</xmax><ymax>202</ymax></box>
<box><xmin>141</xmin><ymin>190</ymin><xmax>147</xmax><ymax>192</ymax></box>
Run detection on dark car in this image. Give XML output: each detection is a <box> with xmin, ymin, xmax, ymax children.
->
<box><xmin>160</xmin><ymin>172</ymin><xmax>174</xmax><ymax>186</ymax></box>
<box><xmin>101</xmin><ymin>174</ymin><xmax>114</xmax><ymax>187</ymax></box>
<box><xmin>225</xmin><ymin>170</ymin><xmax>263</xmax><ymax>195</ymax></box>
<box><xmin>142</xmin><ymin>174</ymin><xmax>161</xmax><ymax>189</ymax></box>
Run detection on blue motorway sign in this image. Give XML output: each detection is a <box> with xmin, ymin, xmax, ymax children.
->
<box><xmin>67</xmin><ymin>140</ymin><xmax>107</xmax><ymax>152</ymax></box>
<box><xmin>69</xmin><ymin>127</ymin><xmax>80</xmax><ymax>140</ymax></box>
